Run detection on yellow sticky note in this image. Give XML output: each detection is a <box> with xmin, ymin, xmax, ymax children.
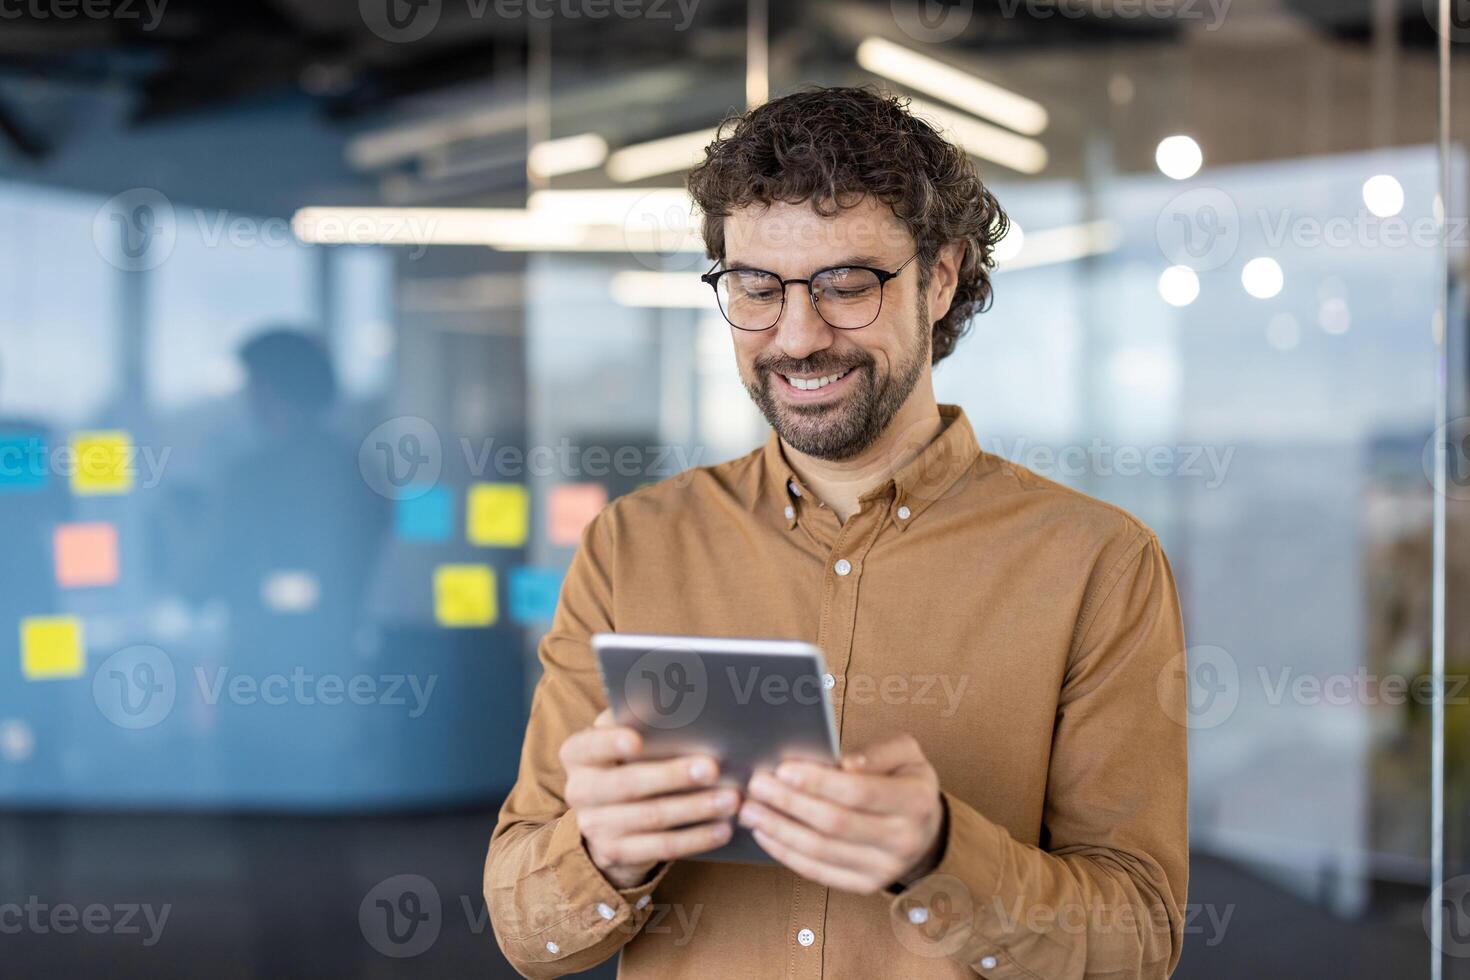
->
<box><xmin>21</xmin><ymin>616</ymin><xmax>85</xmax><ymax>680</ymax></box>
<box><xmin>434</xmin><ymin>564</ymin><xmax>497</xmax><ymax>627</ymax></box>
<box><xmin>71</xmin><ymin>431</ymin><xmax>135</xmax><ymax>495</ymax></box>
<box><xmin>467</xmin><ymin>483</ymin><xmax>528</xmax><ymax>547</ymax></box>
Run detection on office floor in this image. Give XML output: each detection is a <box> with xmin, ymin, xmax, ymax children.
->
<box><xmin>0</xmin><ymin>809</ymin><xmax>1432</xmax><ymax>979</ymax></box>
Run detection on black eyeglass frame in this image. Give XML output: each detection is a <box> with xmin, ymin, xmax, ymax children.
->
<box><xmin>699</xmin><ymin>250</ymin><xmax>922</xmax><ymax>332</ymax></box>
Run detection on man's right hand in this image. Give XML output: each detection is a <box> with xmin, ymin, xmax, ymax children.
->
<box><xmin>560</xmin><ymin>709</ymin><xmax>739</xmax><ymax>889</ymax></box>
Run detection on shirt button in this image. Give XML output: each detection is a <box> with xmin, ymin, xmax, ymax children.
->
<box><xmin>897</xmin><ymin>505</ymin><xmax>912</xmax><ymax>520</ymax></box>
<box><xmin>596</xmin><ymin>902</ymin><xmax>615</xmax><ymax>920</ymax></box>
<box><xmin>789</xmin><ymin>481</ymin><xmax>802</xmax><ymax>497</ymax></box>
<box><xmin>634</xmin><ymin>895</ymin><xmax>651</xmax><ymax>910</ymax></box>
<box><xmin>822</xmin><ymin>672</ymin><xmax>835</xmax><ymax>690</ymax></box>
<box><xmin>834</xmin><ymin>558</ymin><xmax>852</xmax><ymax>576</ymax></box>
<box><xmin>784</xmin><ymin>505</ymin><xmax>795</xmax><ymax>520</ymax></box>
<box><xmin>796</xmin><ymin>927</ymin><xmax>815</xmax><ymax>947</ymax></box>
<box><xmin>546</xmin><ymin>941</ymin><xmax>561</xmax><ymax>954</ymax></box>
<box><xmin>907</xmin><ymin>905</ymin><xmax>929</xmax><ymax>925</ymax></box>
<box><xmin>979</xmin><ymin>955</ymin><xmax>998</xmax><ymax>970</ymax></box>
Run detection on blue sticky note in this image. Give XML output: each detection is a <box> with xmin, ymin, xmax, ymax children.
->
<box><xmin>509</xmin><ymin>566</ymin><xmax>565</xmax><ymax>624</ymax></box>
<box><xmin>396</xmin><ymin>485</ymin><xmax>453</xmax><ymax>541</ymax></box>
<box><xmin>0</xmin><ymin>433</ymin><xmax>48</xmax><ymax>491</ymax></box>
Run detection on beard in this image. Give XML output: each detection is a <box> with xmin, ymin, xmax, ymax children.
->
<box><xmin>742</xmin><ymin>293</ymin><xmax>930</xmax><ymax>461</ymax></box>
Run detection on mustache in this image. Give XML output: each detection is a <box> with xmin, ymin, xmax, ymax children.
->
<box><xmin>755</xmin><ymin>352</ymin><xmax>873</xmax><ymax>376</ymax></box>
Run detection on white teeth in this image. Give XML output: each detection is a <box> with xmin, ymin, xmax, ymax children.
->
<box><xmin>784</xmin><ymin>368</ymin><xmax>851</xmax><ymax>391</ymax></box>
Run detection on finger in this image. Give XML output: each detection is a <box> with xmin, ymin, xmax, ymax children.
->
<box><xmin>746</xmin><ymin>772</ymin><xmax>902</xmax><ymax>847</ymax></box>
<box><xmin>570</xmin><ymin>755</ymin><xmax>719</xmax><ymax>807</ymax></box>
<box><xmin>750</xmin><ymin>828</ymin><xmax>884</xmax><ymax>895</ymax></box>
<box><xmin>580</xmin><ymin>787</ymin><xmax>740</xmax><ymax>837</ymax></box>
<box><xmin>840</xmin><ymin>734</ymin><xmax>925</xmax><ymax>775</ymax></box>
<box><xmin>739</xmin><ymin>799</ymin><xmax>897</xmax><ymax>883</ymax></box>
<box><xmin>593</xmin><ymin>820</ymin><xmax>734</xmax><ymax>867</ymax></box>
<box><xmin>559</xmin><ymin>724</ymin><xmax>641</xmax><ymax>768</ymax></box>
<box><xmin>771</xmin><ymin>762</ymin><xmax>927</xmax><ymax>816</ymax></box>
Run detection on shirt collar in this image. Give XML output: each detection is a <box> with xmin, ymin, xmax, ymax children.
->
<box><xmin>760</xmin><ymin>404</ymin><xmax>980</xmax><ymax>531</ymax></box>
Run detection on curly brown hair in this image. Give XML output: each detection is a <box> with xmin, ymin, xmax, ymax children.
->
<box><xmin>686</xmin><ymin>84</ymin><xmax>1009</xmax><ymax>365</ymax></box>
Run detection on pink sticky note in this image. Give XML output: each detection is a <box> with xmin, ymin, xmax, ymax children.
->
<box><xmin>54</xmin><ymin>522</ymin><xmax>120</xmax><ymax>588</ymax></box>
<box><xmin>548</xmin><ymin>483</ymin><xmax>608</xmax><ymax>547</ymax></box>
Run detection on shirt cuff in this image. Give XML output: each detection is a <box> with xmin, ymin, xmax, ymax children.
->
<box><xmin>504</xmin><ymin>810</ymin><xmax>674</xmax><ymax>968</ymax></box>
<box><xmin>887</xmin><ymin>790</ymin><xmax>1029</xmax><ymax>978</ymax></box>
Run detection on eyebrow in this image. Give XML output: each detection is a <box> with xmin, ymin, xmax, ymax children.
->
<box><xmin>723</xmin><ymin>255</ymin><xmax>886</xmax><ymax>273</ymax></box>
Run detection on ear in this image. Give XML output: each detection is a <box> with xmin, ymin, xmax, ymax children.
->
<box><xmin>925</xmin><ymin>242</ymin><xmax>966</xmax><ymax>325</ymax></box>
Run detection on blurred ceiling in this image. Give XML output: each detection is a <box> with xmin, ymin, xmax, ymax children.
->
<box><xmin>0</xmin><ymin>0</ymin><xmax>1451</xmax><ymax>200</ymax></box>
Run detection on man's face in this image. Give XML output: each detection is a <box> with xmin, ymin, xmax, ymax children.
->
<box><xmin>723</xmin><ymin>198</ymin><xmax>934</xmax><ymax>461</ymax></box>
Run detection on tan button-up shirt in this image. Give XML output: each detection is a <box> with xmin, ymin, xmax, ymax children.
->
<box><xmin>486</xmin><ymin>405</ymin><xmax>1188</xmax><ymax>979</ymax></box>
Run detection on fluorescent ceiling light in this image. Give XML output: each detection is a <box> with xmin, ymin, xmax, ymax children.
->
<box><xmin>905</xmin><ymin>97</ymin><xmax>1048</xmax><ymax>175</ymax></box>
<box><xmin>291</xmin><ymin>203</ymin><xmax>707</xmax><ymax>254</ymax></box>
<box><xmin>606</xmin><ymin>129</ymin><xmax>717</xmax><ymax>182</ymax></box>
<box><xmin>857</xmin><ymin>37</ymin><xmax>1048</xmax><ymax>137</ymax></box>
<box><xmin>610</xmin><ymin>271</ymin><xmax>715</xmax><ymax>308</ymax></box>
<box><xmin>528</xmin><ymin>133</ymin><xmax>610</xmax><ymax>179</ymax></box>
<box><xmin>995</xmin><ymin>221</ymin><xmax>1120</xmax><ymax>271</ymax></box>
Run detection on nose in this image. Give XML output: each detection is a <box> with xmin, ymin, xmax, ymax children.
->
<box><xmin>770</xmin><ymin>284</ymin><xmax>834</xmax><ymax>362</ymax></box>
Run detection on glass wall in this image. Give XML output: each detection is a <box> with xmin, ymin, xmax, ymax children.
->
<box><xmin>0</xmin><ymin>1</ymin><xmax>1463</xmax><ymax>976</ymax></box>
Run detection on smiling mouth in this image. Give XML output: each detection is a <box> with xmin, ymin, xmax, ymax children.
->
<box><xmin>779</xmin><ymin>367</ymin><xmax>854</xmax><ymax>391</ymax></box>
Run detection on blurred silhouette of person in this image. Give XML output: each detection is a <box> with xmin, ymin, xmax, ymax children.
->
<box><xmin>191</xmin><ymin>328</ymin><xmax>387</xmax><ymax>978</ymax></box>
<box><xmin>196</xmin><ymin>329</ymin><xmax>387</xmax><ymax>672</ymax></box>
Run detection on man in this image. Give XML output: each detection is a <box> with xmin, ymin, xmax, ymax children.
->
<box><xmin>486</xmin><ymin>86</ymin><xmax>1188</xmax><ymax>979</ymax></box>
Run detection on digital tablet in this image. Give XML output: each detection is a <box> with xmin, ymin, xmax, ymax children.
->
<box><xmin>592</xmin><ymin>632</ymin><xmax>840</xmax><ymax>864</ymax></box>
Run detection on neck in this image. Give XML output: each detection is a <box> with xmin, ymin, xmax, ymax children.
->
<box><xmin>782</xmin><ymin>381</ymin><xmax>944</xmax><ymax>523</ymax></box>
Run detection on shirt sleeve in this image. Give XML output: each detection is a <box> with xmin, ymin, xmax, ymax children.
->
<box><xmin>484</xmin><ymin>510</ymin><xmax>673</xmax><ymax>978</ymax></box>
<box><xmin>889</xmin><ymin>529</ymin><xmax>1189</xmax><ymax>979</ymax></box>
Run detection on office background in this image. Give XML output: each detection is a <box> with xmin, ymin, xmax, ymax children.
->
<box><xmin>1</xmin><ymin>0</ymin><xmax>1468</xmax><ymax>976</ymax></box>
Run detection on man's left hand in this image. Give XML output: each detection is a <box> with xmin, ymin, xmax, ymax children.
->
<box><xmin>739</xmin><ymin>734</ymin><xmax>946</xmax><ymax>895</ymax></box>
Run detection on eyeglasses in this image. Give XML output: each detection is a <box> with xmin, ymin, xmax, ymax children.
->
<box><xmin>700</xmin><ymin>251</ymin><xmax>921</xmax><ymax>332</ymax></box>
